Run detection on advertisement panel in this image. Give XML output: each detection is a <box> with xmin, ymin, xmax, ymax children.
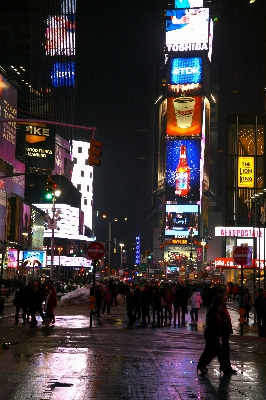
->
<box><xmin>165</xmin><ymin>8</ymin><xmax>209</xmax><ymax>53</ymax></box>
<box><xmin>166</xmin><ymin>96</ymin><xmax>202</xmax><ymax>136</ymax></box>
<box><xmin>158</xmin><ymin>99</ymin><xmax>167</xmax><ymax>189</ymax></box>
<box><xmin>165</xmin><ymin>139</ymin><xmax>201</xmax><ymax>201</ymax></box>
<box><xmin>170</xmin><ymin>57</ymin><xmax>202</xmax><ymax>85</ymax></box>
<box><xmin>22</xmin><ymin>250</ymin><xmax>46</xmax><ymax>268</ymax></box>
<box><xmin>0</xmin><ymin>191</ymin><xmax>6</xmax><ymax>242</ymax></box>
<box><xmin>238</xmin><ymin>156</ymin><xmax>254</xmax><ymax>188</ymax></box>
<box><xmin>21</xmin><ymin>123</ymin><xmax>55</xmax><ymax>170</ymax></box>
<box><xmin>45</xmin><ymin>14</ymin><xmax>76</xmax><ymax>56</ymax></box>
<box><xmin>51</xmin><ymin>62</ymin><xmax>75</xmax><ymax>87</ymax></box>
<box><xmin>0</xmin><ymin>75</ymin><xmax>17</xmax><ymax>165</ymax></box>
<box><xmin>175</xmin><ymin>0</ymin><xmax>203</xmax><ymax>7</ymax></box>
<box><xmin>7</xmin><ymin>248</ymin><xmax>18</xmax><ymax>268</ymax></box>
<box><xmin>165</xmin><ymin>204</ymin><xmax>199</xmax><ymax>236</ymax></box>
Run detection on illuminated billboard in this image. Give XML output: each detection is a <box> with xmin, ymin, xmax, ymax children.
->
<box><xmin>166</xmin><ymin>8</ymin><xmax>209</xmax><ymax>53</ymax></box>
<box><xmin>45</xmin><ymin>14</ymin><xmax>76</xmax><ymax>56</ymax></box>
<box><xmin>167</xmin><ymin>96</ymin><xmax>202</xmax><ymax>136</ymax></box>
<box><xmin>165</xmin><ymin>204</ymin><xmax>199</xmax><ymax>237</ymax></box>
<box><xmin>165</xmin><ymin>139</ymin><xmax>200</xmax><ymax>201</ymax></box>
<box><xmin>51</xmin><ymin>62</ymin><xmax>75</xmax><ymax>87</ymax></box>
<box><xmin>175</xmin><ymin>0</ymin><xmax>203</xmax><ymax>7</ymax></box>
<box><xmin>238</xmin><ymin>156</ymin><xmax>254</xmax><ymax>188</ymax></box>
<box><xmin>21</xmin><ymin>124</ymin><xmax>55</xmax><ymax>170</ymax></box>
<box><xmin>170</xmin><ymin>57</ymin><xmax>202</xmax><ymax>85</ymax></box>
<box><xmin>0</xmin><ymin>75</ymin><xmax>17</xmax><ymax>165</ymax></box>
<box><xmin>22</xmin><ymin>250</ymin><xmax>46</xmax><ymax>268</ymax></box>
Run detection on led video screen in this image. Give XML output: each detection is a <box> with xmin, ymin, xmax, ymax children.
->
<box><xmin>167</xmin><ymin>96</ymin><xmax>202</xmax><ymax>136</ymax></box>
<box><xmin>170</xmin><ymin>57</ymin><xmax>202</xmax><ymax>85</ymax></box>
<box><xmin>175</xmin><ymin>0</ymin><xmax>203</xmax><ymax>7</ymax></box>
<box><xmin>166</xmin><ymin>8</ymin><xmax>209</xmax><ymax>53</ymax></box>
<box><xmin>22</xmin><ymin>250</ymin><xmax>46</xmax><ymax>268</ymax></box>
<box><xmin>165</xmin><ymin>204</ymin><xmax>199</xmax><ymax>236</ymax></box>
<box><xmin>165</xmin><ymin>139</ymin><xmax>200</xmax><ymax>201</ymax></box>
<box><xmin>45</xmin><ymin>14</ymin><xmax>76</xmax><ymax>56</ymax></box>
<box><xmin>51</xmin><ymin>62</ymin><xmax>75</xmax><ymax>87</ymax></box>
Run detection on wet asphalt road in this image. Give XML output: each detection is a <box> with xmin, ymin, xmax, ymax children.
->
<box><xmin>0</xmin><ymin>300</ymin><xmax>266</xmax><ymax>400</ymax></box>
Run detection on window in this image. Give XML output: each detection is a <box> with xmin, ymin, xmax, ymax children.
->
<box><xmin>77</xmin><ymin>184</ymin><xmax>81</xmax><ymax>191</ymax></box>
<box><xmin>73</xmin><ymin>157</ymin><xmax>77</xmax><ymax>164</ymax></box>
<box><xmin>87</xmin><ymin>185</ymin><xmax>90</xmax><ymax>192</ymax></box>
<box><xmin>78</xmin><ymin>147</ymin><xmax>82</xmax><ymax>153</ymax></box>
<box><xmin>90</xmin><ymin>172</ymin><xmax>92</xmax><ymax>178</ymax></box>
<box><xmin>84</xmin><ymin>199</ymin><xmax>87</xmax><ymax>205</ymax></box>
<box><xmin>81</xmin><ymin>170</ymin><xmax>84</xmax><ymax>177</ymax></box>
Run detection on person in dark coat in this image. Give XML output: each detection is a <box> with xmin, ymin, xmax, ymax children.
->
<box><xmin>151</xmin><ymin>287</ymin><xmax>161</xmax><ymax>327</ymax></box>
<box><xmin>125</xmin><ymin>287</ymin><xmax>135</xmax><ymax>326</ymax></box>
<box><xmin>44</xmin><ymin>281</ymin><xmax>57</xmax><ymax>326</ymax></box>
<box><xmin>172</xmin><ymin>284</ymin><xmax>182</xmax><ymax>326</ymax></box>
<box><xmin>28</xmin><ymin>281</ymin><xmax>45</xmax><ymax>327</ymax></box>
<box><xmin>140</xmin><ymin>285</ymin><xmax>150</xmax><ymax>326</ymax></box>
<box><xmin>219</xmin><ymin>292</ymin><xmax>237</xmax><ymax>374</ymax></box>
<box><xmin>180</xmin><ymin>284</ymin><xmax>189</xmax><ymax>324</ymax></box>
<box><xmin>197</xmin><ymin>296</ymin><xmax>225</xmax><ymax>374</ymax></box>
<box><xmin>253</xmin><ymin>289</ymin><xmax>264</xmax><ymax>334</ymax></box>
<box><xmin>133</xmin><ymin>284</ymin><xmax>141</xmax><ymax>321</ymax></box>
<box><xmin>13</xmin><ymin>284</ymin><xmax>27</xmax><ymax>324</ymax></box>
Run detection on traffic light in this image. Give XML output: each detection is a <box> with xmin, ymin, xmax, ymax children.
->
<box><xmin>88</xmin><ymin>138</ymin><xmax>103</xmax><ymax>166</ymax></box>
<box><xmin>45</xmin><ymin>177</ymin><xmax>56</xmax><ymax>200</ymax></box>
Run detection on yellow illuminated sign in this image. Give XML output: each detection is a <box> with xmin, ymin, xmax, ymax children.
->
<box><xmin>238</xmin><ymin>156</ymin><xmax>254</xmax><ymax>188</ymax></box>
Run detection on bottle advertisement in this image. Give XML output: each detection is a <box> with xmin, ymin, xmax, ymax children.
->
<box><xmin>165</xmin><ymin>138</ymin><xmax>200</xmax><ymax>201</ymax></box>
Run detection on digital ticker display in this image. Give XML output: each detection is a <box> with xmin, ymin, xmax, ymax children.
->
<box><xmin>51</xmin><ymin>62</ymin><xmax>75</xmax><ymax>87</ymax></box>
<box><xmin>165</xmin><ymin>204</ymin><xmax>199</xmax><ymax>237</ymax></box>
<box><xmin>170</xmin><ymin>57</ymin><xmax>202</xmax><ymax>85</ymax></box>
<box><xmin>175</xmin><ymin>0</ymin><xmax>203</xmax><ymax>8</ymax></box>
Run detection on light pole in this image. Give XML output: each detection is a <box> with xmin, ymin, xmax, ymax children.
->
<box><xmin>22</xmin><ymin>231</ymin><xmax>28</xmax><ymax>276</ymax></box>
<box><xmin>119</xmin><ymin>242</ymin><xmax>124</xmax><ymax>270</ymax></box>
<box><xmin>201</xmin><ymin>238</ymin><xmax>206</xmax><ymax>281</ymax></box>
<box><xmin>188</xmin><ymin>227</ymin><xmax>194</xmax><ymax>271</ymax></box>
<box><xmin>103</xmin><ymin>215</ymin><xmax>117</xmax><ymax>279</ymax></box>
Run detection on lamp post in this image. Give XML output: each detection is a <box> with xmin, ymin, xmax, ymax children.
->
<box><xmin>22</xmin><ymin>231</ymin><xmax>28</xmax><ymax>276</ymax></box>
<box><xmin>45</xmin><ymin>187</ymin><xmax>61</xmax><ymax>281</ymax></box>
<box><xmin>119</xmin><ymin>242</ymin><xmax>124</xmax><ymax>270</ymax></box>
<box><xmin>103</xmin><ymin>215</ymin><xmax>117</xmax><ymax>280</ymax></box>
<box><xmin>201</xmin><ymin>239</ymin><xmax>206</xmax><ymax>281</ymax></box>
<box><xmin>188</xmin><ymin>227</ymin><xmax>194</xmax><ymax>271</ymax></box>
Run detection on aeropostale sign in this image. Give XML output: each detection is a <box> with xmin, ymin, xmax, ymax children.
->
<box><xmin>215</xmin><ymin>227</ymin><xmax>263</xmax><ymax>238</ymax></box>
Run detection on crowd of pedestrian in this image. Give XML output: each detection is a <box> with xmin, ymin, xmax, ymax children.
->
<box><xmin>90</xmin><ymin>280</ymin><xmax>118</xmax><ymax>318</ymax></box>
<box><xmin>13</xmin><ymin>279</ymin><xmax>57</xmax><ymax>327</ymax></box>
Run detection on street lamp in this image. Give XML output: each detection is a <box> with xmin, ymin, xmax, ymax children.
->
<box><xmin>22</xmin><ymin>231</ymin><xmax>28</xmax><ymax>276</ymax></box>
<box><xmin>201</xmin><ymin>238</ymin><xmax>206</xmax><ymax>280</ymax></box>
<box><xmin>45</xmin><ymin>187</ymin><xmax>61</xmax><ymax>281</ymax></box>
<box><xmin>188</xmin><ymin>227</ymin><xmax>194</xmax><ymax>270</ymax></box>
<box><xmin>103</xmin><ymin>215</ymin><xmax>117</xmax><ymax>279</ymax></box>
<box><xmin>119</xmin><ymin>242</ymin><xmax>124</xmax><ymax>270</ymax></box>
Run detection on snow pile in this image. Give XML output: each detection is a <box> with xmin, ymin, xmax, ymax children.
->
<box><xmin>58</xmin><ymin>286</ymin><xmax>90</xmax><ymax>306</ymax></box>
<box><xmin>58</xmin><ymin>285</ymin><xmax>126</xmax><ymax>307</ymax></box>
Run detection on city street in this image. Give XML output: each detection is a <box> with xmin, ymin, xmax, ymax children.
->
<box><xmin>0</xmin><ymin>298</ymin><xmax>266</xmax><ymax>400</ymax></box>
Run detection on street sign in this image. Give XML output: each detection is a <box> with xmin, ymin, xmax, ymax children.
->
<box><xmin>233</xmin><ymin>246</ymin><xmax>252</xmax><ymax>266</ymax></box>
<box><xmin>87</xmin><ymin>241</ymin><xmax>105</xmax><ymax>260</ymax></box>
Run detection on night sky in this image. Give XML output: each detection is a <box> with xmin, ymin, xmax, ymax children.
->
<box><xmin>75</xmin><ymin>0</ymin><xmax>163</xmax><ymax>246</ymax></box>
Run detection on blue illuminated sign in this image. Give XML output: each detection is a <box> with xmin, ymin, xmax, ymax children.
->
<box><xmin>135</xmin><ymin>236</ymin><xmax>140</xmax><ymax>265</ymax></box>
<box><xmin>170</xmin><ymin>58</ymin><xmax>202</xmax><ymax>85</ymax></box>
<box><xmin>51</xmin><ymin>62</ymin><xmax>75</xmax><ymax>87</ymax></box>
